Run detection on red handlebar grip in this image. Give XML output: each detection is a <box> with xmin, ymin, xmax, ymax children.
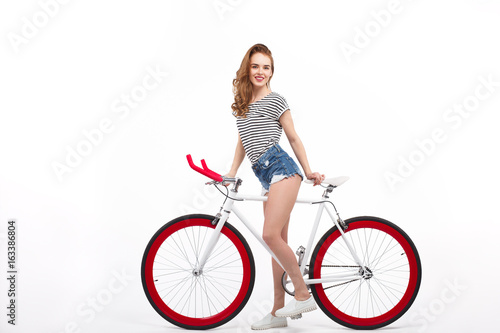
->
<box><xmin>186</xmin><ymin>154</ymin><xmax>223</xmax><ymax>182</ymax></box>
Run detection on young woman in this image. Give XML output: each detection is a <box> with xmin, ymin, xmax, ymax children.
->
<box><xmin>224</xmin><ymin>43</ymin><xmax>325</xmax><ymax>330</ymax></box>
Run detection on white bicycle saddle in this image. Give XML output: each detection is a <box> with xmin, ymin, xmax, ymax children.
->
<box><xmin>304</xmin><ymin>176</ymin><xmax>350</xmax><ymax>188</ymax></box>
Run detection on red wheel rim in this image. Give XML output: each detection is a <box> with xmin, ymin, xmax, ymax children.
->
<box><xmin>312</xmin><ymin>220</ymin><xmax>419</xmax><ymax>327</ymax></box>
<box><xmin>143</xmin><ymin>218</ymin><xmax>252</xmax><ymax>327</ymax></box>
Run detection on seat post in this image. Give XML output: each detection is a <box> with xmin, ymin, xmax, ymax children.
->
<box><xmin>322</xmin><ymin>185</ymin><xmax>335</xmax><ymax>199</ymax></box>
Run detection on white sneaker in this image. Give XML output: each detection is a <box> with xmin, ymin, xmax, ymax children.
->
<box><xmin>275</xmin><ymin>296</ymin><xmax>317</xmax><ymax>318</ymax></box>
<box><xmin>251</xmin><ymin>313</ymin><xmax>287</xmax><ymax>330</ymax></box>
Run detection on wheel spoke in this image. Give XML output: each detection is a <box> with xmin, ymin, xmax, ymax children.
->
<box><xmin>142</xmin><ymin>218</ymin><xmax>255</xmax><ymax>328</ymax></box>
<box><xmin>310</xmin><ymin>219</ymin><xmax>421</xmax><ymax>329</ymax></box>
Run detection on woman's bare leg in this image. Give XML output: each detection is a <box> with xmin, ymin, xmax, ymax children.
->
<box><xmin>264</xmin><ymin>196</ymin><xmax>290</xmax><ymax>315</ymax></box>
<box><xmin>262</xmin><ymin>174</ymin><xmax>309</xmax><ymax>308</ymax></box>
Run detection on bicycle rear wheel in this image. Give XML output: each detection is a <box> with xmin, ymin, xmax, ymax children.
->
<box><xmin>309</xmin><ymin>216</ymin><xmax>421</xmax><ymax>330</ymax></box>
<box><xmin>141</xmin><ymin>214</ymin><xmax>255</xmax><ymax>330</ymax></box>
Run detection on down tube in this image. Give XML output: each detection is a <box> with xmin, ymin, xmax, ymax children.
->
<box><xmin>231</xmin><ymin>205</ymin><xmax>285</xmax><ymax>270</ymax></box>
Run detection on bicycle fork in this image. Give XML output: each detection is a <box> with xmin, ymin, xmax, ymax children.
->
<box><xmin>192</xmin><ymin>198</ymin><xmax>234</xmax><ymax>276</ymax></box>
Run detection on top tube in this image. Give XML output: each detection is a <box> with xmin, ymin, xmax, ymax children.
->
<box><xmin>220</xmin><ymin>176</ymin><xmax>330</xmax><ymax>204</ymax></box>
<box><xmin>234</xmin><ymin>193</ymin><xmax>320</xmax><ymax>205</ymax></box>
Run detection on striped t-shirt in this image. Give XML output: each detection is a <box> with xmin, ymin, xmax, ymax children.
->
<box><xmin>234</xmin><ymin>91</ymin><xmax>290</xmax><ymax>164</ymax></box>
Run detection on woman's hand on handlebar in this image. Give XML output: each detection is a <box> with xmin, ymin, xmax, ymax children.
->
<box><xmin>306</xmin><ymin>172</ymin><xmax>325</xmax><ymax>186</ymax></box>
<box><xmin>222</xmin><ymin>172</ymin><xmax>236</xmax><ymax>186</ymax></box>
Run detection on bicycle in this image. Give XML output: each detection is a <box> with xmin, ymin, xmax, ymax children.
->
<box><xmin>141</xmin><ymin>154</ymin><xmax>422</xmax><ymax>330</ymax></box>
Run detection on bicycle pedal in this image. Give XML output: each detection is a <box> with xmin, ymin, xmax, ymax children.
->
<box><xmin>290</xmin><ymin>313</ymin><xmax>302</xmax><ymax>320</ymax></box>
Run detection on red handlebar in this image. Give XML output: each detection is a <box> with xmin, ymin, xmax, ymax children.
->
<box><xmin>186</xmin><ymin>154</ymin><xmax>223</xmax><ymax>182</ymax></box>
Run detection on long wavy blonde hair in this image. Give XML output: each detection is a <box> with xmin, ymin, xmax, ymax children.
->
<box><xmin>231</xmin><ymin>43</ymin><xmax>274</xmax><ymax>118</ymax></box>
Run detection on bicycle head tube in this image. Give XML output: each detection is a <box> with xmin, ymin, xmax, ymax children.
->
<box><xmin>222</xmin><ymin>176</ymin><xmax>243</xmax><ymax>193</ymax></box>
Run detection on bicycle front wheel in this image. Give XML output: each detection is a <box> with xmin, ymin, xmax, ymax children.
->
<box><xmin>141</xmin><ymin>214</ymin><xmax>255</xmax><ymax>330</ymax></box>
<box><xmin>309</xmin><ymin>216</ymin><xmax>421</xmax><ymax>330</ymax></box>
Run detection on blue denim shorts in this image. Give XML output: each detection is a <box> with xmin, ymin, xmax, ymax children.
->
<box><xmin>251</xmin><ymin>143</ymin><xmax>304</xmax><ymax>196</ymax></box>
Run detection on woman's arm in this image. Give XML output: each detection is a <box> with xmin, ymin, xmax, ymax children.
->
<box><xmin>225</xmin><ymin>132</ymin><xmax>245</xmax><ymax>177</ymax></box>
<box><xmin>280</xmin><ymin>110</ymin><xmax>325</xmax><ymax>185</ymax></box>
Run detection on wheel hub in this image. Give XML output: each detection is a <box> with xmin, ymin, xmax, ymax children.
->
<box><xmin>360</xmin><ymin>267</ymin><xmax>373</xmax><ymax>279</ymax></box>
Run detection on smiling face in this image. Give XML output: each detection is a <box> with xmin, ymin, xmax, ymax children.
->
<box><xmin>248</xmin><ymin>52</ymin><xmax>273</xmax><ymax>89</ymax></box>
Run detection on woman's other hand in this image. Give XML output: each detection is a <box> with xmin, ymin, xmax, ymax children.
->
<box><xmin>306</xmin><ymin>172</ymin><xmax>325</xmax><ymax>186</ymax></box>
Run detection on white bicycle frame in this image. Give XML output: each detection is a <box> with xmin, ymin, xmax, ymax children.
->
<box><xmin>194</xmin><ymin>179</ymin><xmax>366</xmax><ymax>286</ymax></box>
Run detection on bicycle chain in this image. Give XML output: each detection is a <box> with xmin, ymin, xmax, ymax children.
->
<box><xmin>315</xmin><ymin>265</ymin><xmax>361</xmax><ymax>290</ymax></box>
<box><xmin>320</xmin><ymin>265</ymin><xmax>360</xmax><ymax>268</ymax></box>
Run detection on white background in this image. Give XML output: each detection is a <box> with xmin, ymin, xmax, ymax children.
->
<box><xmin>1</xmin><ymin>0</ymin><xmax>499</xmax><ymax>332</ymax></box>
